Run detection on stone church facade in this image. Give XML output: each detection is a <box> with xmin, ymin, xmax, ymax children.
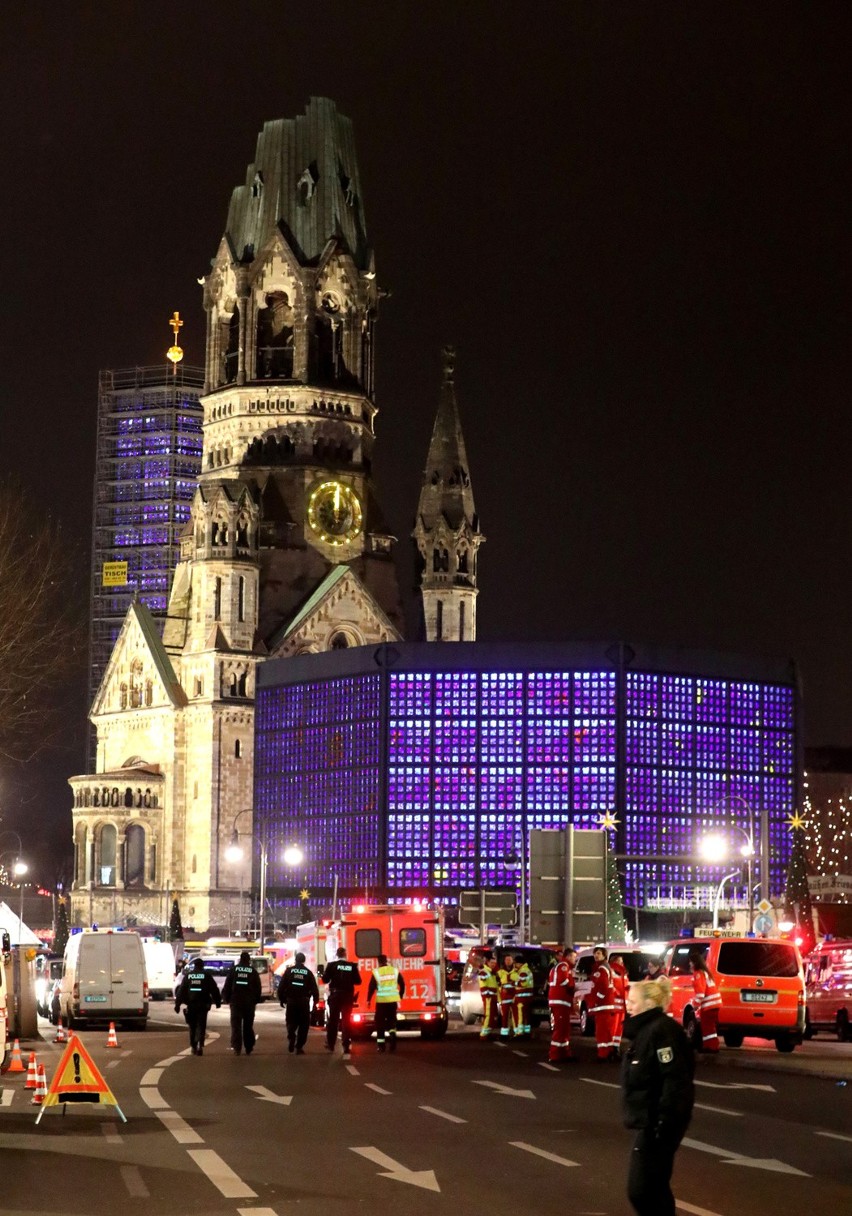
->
<box><xmin>69</xmin><ymin>98</ymin><xmax>481</xmax><ymax>932</ymax></box>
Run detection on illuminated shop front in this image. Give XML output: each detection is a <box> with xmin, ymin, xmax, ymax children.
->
<box><xmin>254</xmin><ymin>643</ymin><xmax>799</xmax><ymax>912</ymax></box>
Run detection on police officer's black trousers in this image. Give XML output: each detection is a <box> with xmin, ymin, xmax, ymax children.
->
<box><xmin>326</xmin><ymin>996</ymin><xmax>354</xmax><ymax>1049</ymax></box>
<box><xmin>285</xmin><ymin>998</ymin><xmax>311</xmax><ymax>1050</ymax></box>
<box><xmin>627</xmin><ymin>1128</ymin><xmax>680</xmax><ymax>1216</ymax></box>
<box><xmin>229</xmin><ymin>1003</ymin><xmax>257</xmax><ymax>1054</ymax></box>
<box><xmin>186</xmin><ymin>1004</ymin><xmax>210</xmax><ymax>1052</ymax></box>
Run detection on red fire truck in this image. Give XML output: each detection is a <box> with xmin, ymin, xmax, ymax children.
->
<box><xmin>298</xmin><ymin>904</ymin><xmax>447</xmax><ymax>1039</ymax></box>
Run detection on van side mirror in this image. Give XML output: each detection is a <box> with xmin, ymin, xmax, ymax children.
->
<box><xmin>1</xmin><ymin>930</ymin><xmax>10</xmax><ymax>959</ymax></box>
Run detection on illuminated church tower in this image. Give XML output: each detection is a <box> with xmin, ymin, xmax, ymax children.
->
<box><xmin>413</xmin><ymin>348</ymin><xmax>483</xmax><ymax>641</ymax></box>
<box><xmin>70</xmin><ymin>99</ymin><xmax>403</xmax><ymax>932</ymax></box>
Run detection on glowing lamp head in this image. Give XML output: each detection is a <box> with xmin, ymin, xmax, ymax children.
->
<box><xmin>283</xmin><ymin>845</ymin><xmax>304</xmax><ymax>867</ymax></box>
<box><xmin>700</xmin><ymin>834</ymin><xmax>728</xmax><ymax>864</ymax></box>
<box><xmin>13</xmin><ymin>861</ymin><xmax>28</xmax><ymax>878</ymax></box>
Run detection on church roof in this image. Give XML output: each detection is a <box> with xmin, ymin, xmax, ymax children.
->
<box><xmin>131</xmin><ymin>599</ymin><xmax>186</xmax><ymax>706</ymax></box>
<box><xmin>225</xmin><ymin>97</ymin><xmax>370</xmax><ymax>270</ymax></box>
<box><xmin>415</xmin><ymin>348</ymin><xmax>478</xmax><ymax>533</ymax></box>
<box><xmin>272</xmin><ymin>564</ymin><xmax>351</xmax><ymax>645</ymax></box>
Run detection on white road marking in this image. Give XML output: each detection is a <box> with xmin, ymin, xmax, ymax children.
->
<box><xmin>494</xmin><ymin>1040</ymin><xmax>508</xmax><ymax>1047</ymax></box>
<box><xmin>155</xmin><ymin>1108</ymin><xmax>204</xmax><ymax>1145</ymax></box>
<box><xmin>538</xmin><ymin>1062</ymin><xmax>560</xmax><ymax>1072</ymax></box>
<box><xmin>345</xmin><ymin>1064</ymin><xmax>360</xmax><ymax>1076</ymax></box>
<box><xmin>120</xmin><ymin>1165</ymin><xmax>149</xmax><ymax>1197</ymax></box>
<box><xmin>682</xmin><ymin>1137</ymin><xmax>810</xmax><ymax>1176</ymax></box>
<box><xmin>140</xmin><ymin>1068</ymin><xmax>163</xmax><ymax>1086</ymax></box>
<box><xmin>351</xmin><ymin>1145</ymin><xmax>440</xmax><ymax>1192</ymax></box>
<box><xmin>816</xmin><ymin>1130</ymin><xmax>852</xmax><ymax>1143</ymax></box>
<box><xmin>187</xmin><ymin>1149</ymin><xmax>257</xmax><ymax>1199</ymax></box>
<box><xmin>580</xmin><ymin>1077</ymin><xmax>619</xmax><ymax>1090</ymax></box>
<box><xmin>100</xmin><ymin>1122</ymin><xmax>122</xmax><ymax>1144</ymax></box>
<box><xmin>694</xmin><ymin>1102</ymin><xmax>743</xmax><ymax>1118</ymax></box>
<box><xmin>238</xmin><ymin>1210</ymin><xmax>277</xmax><ymax>1216</ymax></box>
<box><xmin>420</xmin><ymin>1105</ymin><xmax>467</xmax><ymax>1124</ymax></box>
<box><xmin>365</xmin><ymin>1083</ymin><xmax>392</xmax><ymax>1095</ymax></box>
<box><xmin>0</xmin><ymin>1090</ymin><xmax>13</xmax><ymax>1106</ymax></box>
<box><xmin>139</xmin><ymin>1086</ymin><xmax>169</xmax><ymax>1110</ymax></box>
<box><xmin>513</xmin><ymin>1050</ymin><xmax>528</xmax><ymax>1057</ymax></box>
<box><xmin>676</xmin><ymin>1201</ymin><xmax>726</xmax><ymax>1216</ymax></box>
<box><xmin>695</xmin><ymin>1080</ymin><xmax>776</xmax><ymax>1093</ymax></box>
<box><xmin>473</xmin><ymin>1079</ymin><xmax>535</xmax><ymax>1099</ymax></box>
<box><xmin>155</xmin><ymin>1055</ymin><xmax>187</xmax><ymax>1066</ymax></box>
<box><xmin>246</xmin><ymin>1085</ymin><xmax>292</xmax><ymax>1106</ymax></box>
<box><xmin>510</xmin><ymin>1140</ymin><xmax>580</xmax><ymax>1168</ymax></box>
<box><xmin>120</xmin><ymin>1049</ymin><xmax>131</xmax><ymax>1058</ymax></box>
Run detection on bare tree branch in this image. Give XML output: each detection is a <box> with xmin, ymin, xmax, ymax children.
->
<box><xmin>0</xmin><ymin>484</ymin><xmax>87</xmax><ymax>764</ymax></box>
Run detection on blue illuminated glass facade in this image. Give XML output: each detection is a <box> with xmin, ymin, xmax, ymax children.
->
<box><xmin>88</xmin><ymin>365</ymin><xmax>204</xmax><ymax>732</ymax></box>
<box><xmin>255</xmin><ymin>643</ymin><xmax>800</xmax><ymax>910</ymax></box>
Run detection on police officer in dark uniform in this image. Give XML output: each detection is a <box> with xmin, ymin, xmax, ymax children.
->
<box><xmin>621</xmin><ymin>976</ymin><xmax>695</xmax><ymax>1216</ymax></box>
<box><xmin>222</xmin><ymin>950</ymin><xmax>262</xmax><ymax>1055</ymax></box>
<box><xmin>322</xmin><ymin>946</ymin><xmax>362</xmax><ymax>1058</ymax></box>
<box><xmin>175</xmin><ymin>957</ymin><xmax>222</xmax><ymax>1055</ymax></box>
<box><xmin>278</xmin><ymin>951</ymin><xmax>320</xmax><ymax>1054</ymax></box>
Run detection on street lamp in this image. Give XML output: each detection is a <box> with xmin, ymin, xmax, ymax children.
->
<box><xmin>0</xmin><ymin>831</ymin><xmax>28</xmax><ymax>943</ymax></box>
<box><xmin>225</xmin><ymin>813</ymin><xmax>305</xmax><ymax>951</ymax></box>
<box><xmin>711</xmin><ymin>869</ymin><xmax>743</xmax><ymax>930</ymax></box>
<box><xmin>506</xmin><ymin>843</ymin><xmax>526</xmax><ymax>942</ymax></box>
<box><xmin>701</xmin><ymin>797</ymin><xmax>759</xmax><ymax>930</ymax></box>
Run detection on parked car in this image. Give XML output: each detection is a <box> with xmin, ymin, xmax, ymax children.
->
<box><xmin>662</xmin><ymin>936</ymin><xmax>805</xmax><ymax>1052</ymax></box>
<box><xmin>57</xmin><ymin>929</ymin><xmax>148</xmax><ymax>1029</ymax></box>
<box><xmin>459</xmin><ymin>944</ymin><xmax>556</xmax><ymax>1028</ymax></box>
<box><xmin>803</xmin><ymin>939</ymin><xmax>852</xmax><ymax>1041</ymax></box>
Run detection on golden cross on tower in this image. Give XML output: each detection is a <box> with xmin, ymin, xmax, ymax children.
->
<box><xmin>166</xmin><ymin>310</ymin><xmax>184</xmax><ymax>372</ymax></box>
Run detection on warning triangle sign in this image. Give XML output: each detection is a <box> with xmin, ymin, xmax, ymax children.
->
<box><xmin>36</xmin><ymin>1034</ymin><xmax>126</xmax><ymax>1124</ymax></box>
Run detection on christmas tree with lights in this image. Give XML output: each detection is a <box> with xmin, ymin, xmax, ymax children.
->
<box><xmin>54</xmin><ymin>895</ymin><xmax>69</xmax><ymax>957</ymax></box>
<box><xmin>784</xmin><ymin>814</ymin><xmax>816</xmax><ymax>954</ymax></box>
<box><xmin>599</xmin><ymin>814</ymin><xmax>628</xmax><ymax>940</ymax></box>
<box><xmin>168</xmin><ymin>895</ymin><xmax>184</xmax><ymax>942</ymax></box>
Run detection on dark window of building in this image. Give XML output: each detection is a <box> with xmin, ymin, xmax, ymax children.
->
<box><xmin>214</xmin><ymin>577</ymin><xmax>222</xmax><ymax>621</ymax></box>
<box><xmin>125</xmin><ymin>824</ymin><xmax>145</xmax><ymax>888</ymax></box>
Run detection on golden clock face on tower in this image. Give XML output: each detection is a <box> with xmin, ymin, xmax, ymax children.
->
<box><xmin>307</xmin><ymin>480</ymin><xmax>362</xmax><ymax>545</ymax></box>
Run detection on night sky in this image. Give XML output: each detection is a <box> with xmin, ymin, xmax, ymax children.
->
<box><xmin>2</xmin><ymin>4</ymin><xmax>850</xmax><ymax>868</ymax></box>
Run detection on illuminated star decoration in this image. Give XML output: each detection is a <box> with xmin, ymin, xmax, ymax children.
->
<box><xmin>787</xmin><ymin>812</ymin><xmax>807</xmax><ymax>831</ymax></box>
<box><xmin>300</xmin><ymin>888</ymin><xmax>310</xmax><ymax>900</ymax></box>
<box><xmin>598</xmin><ymin>812</ymin><xmax>620</xmax><ymax>831</ymax></box>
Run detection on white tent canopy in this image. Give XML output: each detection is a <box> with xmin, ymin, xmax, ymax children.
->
<box><xmin>0</xmin><ymin>900</ymin><xmax>41</xmax><ymax>946</ymax></box>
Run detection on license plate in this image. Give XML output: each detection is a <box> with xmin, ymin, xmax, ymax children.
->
<box><xmin>397</xmin><ymin>1013</ymin><xmax>406</xmax><ymax>1020</ymax></box>
<box><xmin>741</xmin><ymin>991</ymin><xmax>776</xmax><ymax>1004</ymax></box>
<box><xmin>84</xmin><ymin>995</ymin><xmax>108</xmax><ymax>1003</ymax></box>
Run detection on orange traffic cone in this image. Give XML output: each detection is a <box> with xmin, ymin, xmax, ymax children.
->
<box><xmin>54</xmin><ymin>1018</ymin><xmax>67</xmax><ymax>1044</ymax></box>
<box><xmin>30</xmin><ymin>1063</ymin><xmax>47</xmax><ymax>1106</ymax></box>
<box><xmin>25</xmin><ymin>1053</ymin><xmax>39</xmax><ymax>1089</ymax></box>
<box><xmin>6</xmin><ymin>1039</ymin><xmax>25</xmax><ymax>1073</ymax></box>
<box><xmin>106</xmin><ymin>1022</ymin><xmax>119</xmax><ymax>1048</ymax></box>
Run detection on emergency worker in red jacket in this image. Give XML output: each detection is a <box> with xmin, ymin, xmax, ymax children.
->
<box><xmin>610</xmin><ymin>954</ymin><xmax>628</xmax><ymax>1050</ymax></box>
<box><xmin>547</xmin><ymin>947</ymin><xmax>577</xmax><ymax>1062</ymax></box>
<box><xmin>590</xmin><ymin>946</ymin><xmax>618</xmax><ymax>1061</ymax></box>
<box><xmin>689</xmin><ymin>949</ymin><xmax>721</xmax><ymax>1052</ymax></box>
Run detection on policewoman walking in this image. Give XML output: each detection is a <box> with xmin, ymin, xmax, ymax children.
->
<box><xmin>621</xmin><ymin>976</ymin><xmax>695</xmax><ymax>1216</ymax></box>
<box><xmin>222</xmin><ymin>950</ymin><xmax>262</xmax><ymax>1055</ymax></box>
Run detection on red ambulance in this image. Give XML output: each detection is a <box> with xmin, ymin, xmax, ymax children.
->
<box><xmin>299</xmin><ymin>904</ymin><xmax>447</xmax><ymax>1039</ymax></box>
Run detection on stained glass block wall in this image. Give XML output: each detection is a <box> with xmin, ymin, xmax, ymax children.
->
<box><xmin>255</xmin><ymin>643</ymin><xmax>799</xmax><ymax>909</ymax></box>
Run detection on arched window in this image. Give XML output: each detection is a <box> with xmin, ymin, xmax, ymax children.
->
<box><xmin>119</xmin><ymin>683</ymin><xmax>128</xmax><ymax>710</ymax></box>
<box><xmin>214</xmin><ymin>577</ymin><xmax>222</xmax><ymax>621</ymax></box>
<box><xmin>457</xmin><ymin>549</ymin><xmax>468</xmax><ymax>574</ymax></box>
<box><xmin>330</xmin><ymin>632</ymin><xmax>350</xmax><ymax>650</ymax></box>
<box><xmin>238</xmin><ymin>576</ymin><xmax>245</xmax><ymax>622</ymax></box>
<box><xmin>229</xmin><ymin>673</ymin><xmax>238</xmax><ymax>696</ymax></box>
<box><xmin>75</xmin><ymin>825</ymin><xmax>87</xmax><ymax>885</ymax></box>
<box><xmin>124</xmin><ymin>787</ymin><xmax>133</xmax><ymax>808</ymax></box>
<box><xmin>99</xmin><ymin>824</ymin><xmax>117</xmax><ymax>886</ymax></box>
<box><xmin>436</xmin><ymin>600</ymin><xmax>444</xmax><ymax>641</ymax></box>
<box><xmin>459</xmin><ymin>600</ymin><xmax>466</xmax><ymax>641</ymax></box>
<box><xmin>145</xmin><ymin>680</ymin><xmax>153</xmax><ymax>707</ymax></box>
<box><xmin>223</xmin><ymin>308</ymin><xmax>239</xmax><ymax>383</ymax></box>
<box><xmin>256</xmin><ymin>291</ymin><xmax>294</xmax><ymax>378</ymax></box>
<box><xmin>191</xmin><ymin>853</ymin><xmax>197</xmax><ymax>874</ymax></box>
<box><xmin>235</xmin><ymin>739</ymin><xmax>242</xmax><ymax>759</ymax></box>
<box><xmin>125</xmin><ymin>824</ymin><xmax>145</xmax><ymax>888</ymax></box>
<box><xmin>238</xmin><ymin>671</ymin><xmax>247</xmax><ymax>696</ymax></box>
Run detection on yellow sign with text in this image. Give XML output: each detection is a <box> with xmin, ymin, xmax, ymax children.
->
<box><xmin>102</xmin><ymin>561</ymin><xmax>128</xmax><ymax>587</ymax></box>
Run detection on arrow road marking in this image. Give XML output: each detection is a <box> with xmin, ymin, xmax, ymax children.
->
<box><xmin>473</xmin><ymin>1080</ymin><xmax>536</xmax><ymax>1099</ymax></box>
<box><xmin>682</xmin><ymin>1137</ymin><xmax>810</xmax><ymax>1176</ymax></box>
<box><xmin>420</xmin><ymin>1105</ymin><xmax>467</xmax><ymax>1124</ymax></box>
<box><xmin>351</xmin><ymin>1146</ymin><xmax>440</xmax><ymax>1192</ymax></box>
<box><xmin>510</xmin><ymin>1140</ymin><xmax>579</xmax><ymax>1168</ymax></box>
<box><xmin>245</xmin><ymin>1085</ymin><xmax>292</xmax><ymax>1106</ymax></box>
<box><xmin>695</xmin><ymin>1080</ymin><xmax>776</xmax><ymax>1093</ymax></box>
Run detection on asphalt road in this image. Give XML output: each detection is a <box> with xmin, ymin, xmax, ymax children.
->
<box><xmin>1</xmin><ymin>1007</ymin><xmax>850</xmax><ymax>1216</ymax></box>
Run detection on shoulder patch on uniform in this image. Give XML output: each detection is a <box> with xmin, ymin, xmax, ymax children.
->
<box><xmin>656</xmin><ymin>1046</ymin><xmax>674</xmax><ymax>1064</ymax></box>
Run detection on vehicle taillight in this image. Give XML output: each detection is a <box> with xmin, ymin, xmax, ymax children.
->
<box><xmin>352</xmin><ymin>1012</ymin><xmax>362</xmax><ymax>1022</ymax></box>
<box><xmin>143</xmin><ymin>981</ymin><xmax>149</xmax><ymax>1000</ymax></box>
<box><xmin>423</xmin><ymin>1012</ymin><xmax>433</xmax><ymax>1020</ymax></box>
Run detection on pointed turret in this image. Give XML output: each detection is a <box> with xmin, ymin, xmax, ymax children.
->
<box><xmin>413</xmin><ymin>348</ymin><xmax>484</xmax><ymax>641</ymax></box>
